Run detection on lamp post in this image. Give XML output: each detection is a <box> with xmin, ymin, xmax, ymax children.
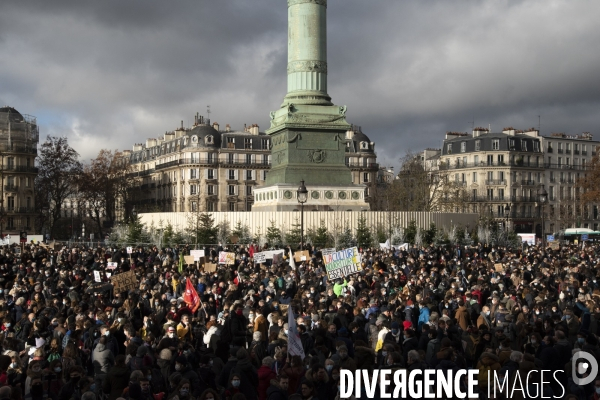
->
<box><xmin>297</xmin><ymin>180</ymin><xmax>308</xmax><ymax>250</ymax></box>
<box><xmin>538</xmin><ymin>185</ymin><xmax>548</xmax><ymax>248</ymax></box>
<box><xmin>504</xmin><ymin>204</ymin><xmax>511</xmax><ymax>231</ymax></box>
<box><xmin>81</xmin><ymin>223</ymin><xmax>85</xmax><ymax>242</ymax></box>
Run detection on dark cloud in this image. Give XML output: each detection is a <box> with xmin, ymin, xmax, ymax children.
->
<box><xmin>1</xmin><ymin>0</ymin><xmax>599</xmax><ymax>168</ymax></box>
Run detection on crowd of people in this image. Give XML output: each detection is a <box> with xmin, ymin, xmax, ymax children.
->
<box><xmin>0</xmin><ymin>238</ymin><xmax>599</xmax><ymax>400</ymax></box>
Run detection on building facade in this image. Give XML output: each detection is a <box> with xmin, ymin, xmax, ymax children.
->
<box><xmin>124</xmin><ymin>116</ymin><xmax>379</xmax><ymax>214</ymax></box>
<box><xmin>0</xmin><ymin>107</ymin><xmax>39</xmax><ymax>235</ymax></box>
<box><xmin>438</xmin><ymin>128</ymin><xmax>544</xmax><ymax>233</ymax></box>
<box><xmin>437</xmin><ymin>127</ymin><xmax>600</xmax><ymax>236</ymax></box>
<box><xmin>522</xmin><ymin>131</ymin><xmax>600</xmax><ymax>233</ymax></box>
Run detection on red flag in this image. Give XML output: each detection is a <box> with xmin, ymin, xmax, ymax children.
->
<box><xmin>183</xmin><ymin>279</ymin><xmax>201</xmax><ymax>314</ymax></box>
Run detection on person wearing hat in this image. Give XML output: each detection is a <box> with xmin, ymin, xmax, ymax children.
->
<box><xmin>157</xmin><ymin>326</ymin><xmax>179</xmax><ymax>352</ymax></box>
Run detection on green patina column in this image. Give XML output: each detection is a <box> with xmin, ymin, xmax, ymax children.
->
<box><xmin>266</xmin><ymin>0</ymin><xmax>353</xmax><ymax>186</ymax></box>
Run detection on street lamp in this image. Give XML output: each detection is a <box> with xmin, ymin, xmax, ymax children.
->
<box><xmin>538</xmin><ymin>185</ymin><xmax>548</xmax><ymax>248</ymax></box>
<box><xmin>81</xmin><ymin>223</ymin><xmax>85</xmax><ymax>241</ymax></box>
<box><xmin>504</xmin><ymin>204</ymin><xmax>511</xmax><ymax>231</ymax></box>
<box><xmin>297</xmin><ymin>180</ymin><xmax>308</xmax><ymax>250</ymax></box>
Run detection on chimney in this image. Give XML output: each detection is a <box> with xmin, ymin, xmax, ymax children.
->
<box><xmin>244</xmin><ymin>123</ymin><xmax>247</xmax><ymax>132</ymax></box>
<box><xmin>250</xmin><ymin>124</ymin><xmax>259</xmax><ymax>135</ymax></box>
<box><xmin>213</xmin><ymin>122</ymin><xmax>220</xmax><ymax>131</ymax></box>
<box><xmin>181</xmin><ymin>120</ymin><xmax>184</xmax><ymax>129</ymax></box>
<box><xmin>194</xmin><ymin>114</ymin><xmax>198</xmax><ymax>126</ymax></box>
<box><xmin>226</xmin><ymin>124</ymin><xmax>231</xmax><ymax>132</ymax></box>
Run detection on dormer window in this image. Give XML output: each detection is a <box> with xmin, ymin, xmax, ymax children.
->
<box><xmin>360</xmin><ymin>141</ymin><xmax>369</xmax><ymax>150</ymax></box>
<box><xmin>447</xmin><ymin>144</ymin><xmax>453</xmax><ymax>154</ymax></box>
<box><xmin>460</xmin><ymin>142</ymin><xmax>466</xmax><ymax>153</ymax></box>
<box><xmin>206</xmin><ymin>135</ymin><xmax>213</xmax><ymax>144</ymax></box>
<box><xmin>521</xmin><ymin>139</ymin><xmax>527</xmax><ymax>151</ymax></box>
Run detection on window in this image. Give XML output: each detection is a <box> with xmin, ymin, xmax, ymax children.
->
<box><xmin>360</xmin><ymin>142</ymin><xmax>369</xmax><ymax>150</ymax></box>
<box><xmin>499</xmin><ymin>171</ymin><xmax>505</xmax><ymax>182</ymax></box>
<box><xmin>228</xmin><ymin>169</ymin><xmax>236</xmax><ymax>180</ymax></box>
<box><xmin>261</xmin><ymin>139</ymin><xmax>269</xmax><ymax>150</ymax></box>
<box><xmin>207</xmin><ymin>202</ymin><xmax>215</xmax><ymax>212</ymax></box>
<box><xmin>472</xmin><ymin>189</ymin><xmax>477</xmax><ymax>201</ymax></box>
<box><xmin>246</xmin><ymin>186</ymin><xmax>253</xmax><ymax>196</ymax></box>
<box><xmin>558</xmin><ymin>157</ymin><xmax>562</xmax><ymax>167</ymax></box>
<box><xmin>474</xmin><ymin>155</ymin><xmax>479</xmax><ymax>165</ymax></box>
<box><xmin>566</xmin><ymin>143</ymin><xmax>571</xmax><ymax>152</ymax></box>
<box><xmin>228</xmin><ymin>153</ymin><xmax>234</xmax><ymax>163</ymax></box>
<box><xmin>208</xmin><ymin>153</ymin><xmax>215</xmax><ymax>163</ymax></box>
<box><xmin>207</xmin><ymin>169</ymin><xmax>215</xmax><ymax>179</ymax></box>
<box><xmin>487</xmin><ymin>171</ymin><xmax>493</xmax><ymax>181</ymax></box>
<box><xmin>227</xmin><ymin>137</ymin><xmax>235</xmax><ymax>148</ymax></box>
<box><xmin>205</xmin><ymin>135</ymin><xmax>213</xmax><ymax>144</ymax></box>
<box><xmin>521</xmin><ymin>140</ymin><xmax>527</xmax><ymax>151</ymax></box>
<box><xmin>191</xmin><ymin>201</ymin><xmax>198</xmax><ymax>212</ymax></box>
<box><xmin>475</xmin><ymin>140</ymin><xmax>481</xmax><ymax>151</ymax></box>
<box><xmin>26</xmin><ymin>158</ymin><xmax>30</xmax><ymax>167</ymax></box>
<box><xmin>363</xmin><ymin>173</ymin><xmax>369</xmax><ymax>183</ymax></box>
<box><xmin>447</xmin><ymin>144</ymin><xmax>453</xmax><ymax>154</ymax></box>
<box><xmin>245</xmin><ymin>138</ymin><xmax>252</xmax><ymax>149</ymax></box>
<box><xmin>190</xmin><ymin>169</ymin><xmax>197</xmax><ymax>179</ymax></box>
<box><xmin>246</xmin><ymin>154</ymin><xmax>252</xmax><ymax>164</ymax></box>
<box><xmin>262</xmin><ymin>171</ymin><xmax>267</xmax><ymax>181</ymax></box>
<box><xmin>498</xmin><ymin>155</ymin><xmax>504</xmax><ymax>164</ymax></box>
<box><xmin>207</xmin><ymin>185</ymin><xmax>215</xmax><ymax>195</ymax></box>
<box><xmin>25</xmin><ymin>177</ymin><xmax>30</xmax><ymax>187</ymax></box>
<box><xmin>246</xmin><ymin>170</ymin><xmax>253</xmax><ymax>180</ymax></box>
<box><xmin>487</xmin><ymin>189</ymin><xmax>494</xmax><ymax>200</ymax></box>
<box><xmin>7</xmin><ymin>197</ymin><xmax>14</xmax><ymax>211</ymax></box>
<box><xmin>228</xmin><ymin>185</ymin><xmax>236</xmax><ymax>196</ymax></box>
<box><xmin>487</xmin><ymin>155</ymin><xmax>493</xmax><ymax>166</ymax></box>
<box><xmin>534</xmin><ymin>141</ymin><xmax>540</xmax><ymax>152</ymax></box>
<box><xmin>499</xmin><ymin>189</ymin><xmax>504</xmax><ymax>200</ymax></box>
<box><xmin>6</xmin><ymin>217</ymin><xmax>13</xmax><ymax>229</ymax></box>
<box><xmin>26</xmin><ymin>197</ymin><xmax>31</xmax><ymax>210</ymax></box>
<box><xmin>190</xmin><ymin>185</ymin><xmax>197</xmax><ymax>195</ymax></box>
<box><xmin>228</xmin><ymin>202</ymin><xmax>235</xmax><ymax>211</ymax></box>
<box><xmin>461</xmin><ymin>142</ymin><xmax>466</xmax><ymax>153</ymax></box>
<box><xmin>472</xmin><ymin>172</ymin><xmax>477</xmax><ymax>183</ymax></box>
<box><xmin>6</xmin><ymin>157</ymin><xmax>14</xmax><ymax>169</ymax></box>
<box><xmin>509</xmin><ymin>139</ymin><xmax>515</xmax><ymax>150</ymax></box>
<box><xmin>492</xmin><ymin>139</ymin><xmax>500</xmax><ymax>150</ymax></box>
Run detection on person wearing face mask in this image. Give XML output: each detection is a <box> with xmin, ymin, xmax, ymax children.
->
<box><xmin>224</xmin><ymin>374</ymin><xmax>242</xmax><ymax>400</ymax></box>
<box><xmin>168</xmin><ymin>379</ymin><xmax>192</xmax><ymax>400</ymax></box>
<box><xmin>58</xmin><ymin>366</ymin><xmax>87</xmax><ymax>400</ymax></box>
<box><xmin>231</xmin><ymin>304</ymin><xmax>250</xmax><ymax>348</ymax></box>
<box><xmin>477</xmin><ymin>306</ymin><xmax>492</xmax><ymax>331</ymax></box>
<box><xmin>96</xmin><ymin>325</ymin><xmax>119</xmax><ymax>357</ymax></box>
<box><xmin>157</xmin><ymin>326</ymin><xmax>179</xmax><ymax>352</ymax></box>
<box><xmin>92</xmin><ymin>336</ymin><xmax>114</xmax><ymax>394</ymax></box>
<box><xmin>562</xmin><ymin>309</ymin><xmax>581</xmax><ymax>344</ymax></box>
<box><xmin>174</xmin><ymin>356</ymin><xmax>202</xmax><ymax>398</ymax></box>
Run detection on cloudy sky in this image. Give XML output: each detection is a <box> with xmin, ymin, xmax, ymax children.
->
<box><xmin>2</xmin><ymin>0</ymin><xmax>600</xmax><ymax>169</ymax></box>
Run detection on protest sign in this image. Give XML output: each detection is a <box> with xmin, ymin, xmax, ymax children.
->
<box><xmin>254</xmin><ymin>252</ymin><xmax>267</xmax><ymax>264</ymax></box>
<box><xmin>324</xmin><ymin>247</ymin><xmax>362</xmax><ymax>280</ymax></box>
<box><xmin>190</xmin><ymin>250</ymin><xmax>205</xmax><ymax>261</ymax></box>
<box><xmin>94</xmin><ymin>271</ymin><xmax>102</xmax><ymax>282</ymax></box>
<box><xmin>107</xmin><ymin>262</ymin><xmax>118</xmax><ymax>270</ymax></box>
<box><xmin>549</xmin><ymin>242</ymin><xmax>560</xmax><ymax>250</ymax></box>
<box><xmin>111</xmin><ymin>270</ymin><xmax>138</xmax><ymax>293</ymax></box>
<box><xmin>494</xmin><ymin>263</ymin><xmax>504</xmax><ymax>272</ymax></box>
<box><xmin>218</xmin><ymin>252</ymin><xmax>235</xmax><ymax>265</ymax></box>
<box><xmin>204</xmin><ymin>263</ymin><xmax>217</xmax><ymax>273</ymax></box>
<box><xmin>126</xmin><ymin>246</ymin><xmax>133</xmax><ymax>254</ymax></box>
<box><xmin>273</xmin><ymin>252</ymin><xmax>283</xmax><ymax>265</ymax></box>
<box><xmin>184</xmin><ymin>255</ymin><xmax>195</xmax><ymax>265</ymax></box>
<box><xmin>322</xmin><ymin>248</ymin><xmax>336</xmax><ymax>256</ymax></box>
<box><xmin>294</xmin><ymin>250</ymin><xmax>310</xmax><ymax>262</ymax></box>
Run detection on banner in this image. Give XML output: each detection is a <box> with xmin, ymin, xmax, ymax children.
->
<box><xmin>218</xmin><ymin>252</ymin><xmax>235</xmax><ymax>265</ymax></box>
<box><xmin>517</xmin><ymin>233</ymin><xmax>536</xmax><ymax>246</ymax></box>
<box><xmin>289</xmin><ymin>249</ymin><xmax>296</xmax><ymax>270</ymax></box>
<box><xmin>183</xmin><ymin>279</ymin><xmax>201</xmax><ymax>313</ymax></box>
<box><xmin>324</xmin><ymin>247</ymin><xmax>362</xmax><ymax>280</ymax></box>
<box><xmin>254</xmin><ymin>252</ymin><xmax>267</xmax><ymax>264</ymax></box>
<box><xmin>287</xmin><ymin>306</ymin><xmax>305</xmax><ymax>359</ymax></box>
<box><xmin>190</xmin><ymin>250</ymin><xmax>205</xmax><ymax>261</ymax></box>
<box><xmin>111</xmin><ymin>270</ymin><xmax>138</xmax><ymax>293</ymax></box>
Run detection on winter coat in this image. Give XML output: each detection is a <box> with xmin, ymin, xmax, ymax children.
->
<box><xmin>233</xmin><ymin>358</ymin><xmax>259</xmax><ymax>400</ymax></box>
<box><xmin>92</xmin><ymin>343</ymin><xmax>115</xmax><ymax>375</ymax></box>
<box><xmin>266</xmin><ymin>379</ymin><xmax>288</xmax><ymax>400</ymax></box>
<box><xmin>258</xmin><ymin>365</ymin><xmax>277</xmax><ymax>400</ymax></box>
<box><xmin>103</xmin><ymin>365</ymin><xmax>131</xmax><ymax>400</ymax></box>
<box><xmin>454</xmin><ymin>306</ymin><xmax>470</xmax><ymax>331</ymax></box>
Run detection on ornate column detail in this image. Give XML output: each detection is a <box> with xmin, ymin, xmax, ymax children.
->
<box><xmin>287</xmin><ymin>60</ymin><xmax>328</xmax><ymax>74</ymax></box>
<box><xmin>288</xmin><ymin>0</ymin><xmax>327</xmax><ymax>7</ymax></box>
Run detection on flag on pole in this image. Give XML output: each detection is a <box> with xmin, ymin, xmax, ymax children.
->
<box><xmin>287</xmin><ymin>306</ymin><xmax>305</xmax><ymax>359</ymax></box>
<box><xmin>183</xmin><ymin>279</ymin><xmax>201</xmax><ymax>313</ymax></box>
<box><xmin>178</xmin><ymin>253</ymin><xmax>184</xmax><ymax>273</ymax></box>
<box><xmin>289</xmin><ymin>248</ymin><xmax>296</xmax><ymax>270</ymax></box>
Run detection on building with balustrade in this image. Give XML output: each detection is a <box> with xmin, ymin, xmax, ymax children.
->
<box><xmin>437</xmin><ymin>127</ymin><xmax>600</xmax><ymax>236</ymax></box>
<box><xmin>0</xmin><ymin>107</ymin><xmax>39</xmax><ymax>235</ymax></box>
<box><xmin>122</xmin><ymin>114</ymin><xmax>379</xmax><ymax>213</ymax></box>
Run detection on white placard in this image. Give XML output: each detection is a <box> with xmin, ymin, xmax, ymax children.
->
<box><xmin>107</xmin><ymin>262</ymin><xmax>118</xmax><ymax>270</ymax></box>
<box><xmin>126</xmin><ymin>246</ymin><xmax>133</xmax><ymax>254</ymax></box>
<box><xmin>190</xmin><ymin>250</ymin><xmax>205</xmax><ymax>261</ymax></box>
<box><xmin>94</xmin><ymin>271</ymin><xmax>101</xmax><ymax>283</ymax></box>
<box><xmin>254</xmin><ymin>252</ymin><xmax>267</xmax><ymax>264</ymax></box>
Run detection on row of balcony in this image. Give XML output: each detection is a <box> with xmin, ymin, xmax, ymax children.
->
<box><xmin>547</xmin><ymin>149</ymin><xmax>595</xmax><ymax>156</ymax></box>
<box><xmin>0</xmin><ymin>166</ymin><xmax>38</xmax><ymax>173</ymax></box>
<box><xmin>154</xmin><ymin>158</ymin><xmax>271</xmax><ymax>171</ymax></box>
<box><xmin>441</xmin><ymin>160</ymin><xmax>592</xmax><ymax>171</ymax></box>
